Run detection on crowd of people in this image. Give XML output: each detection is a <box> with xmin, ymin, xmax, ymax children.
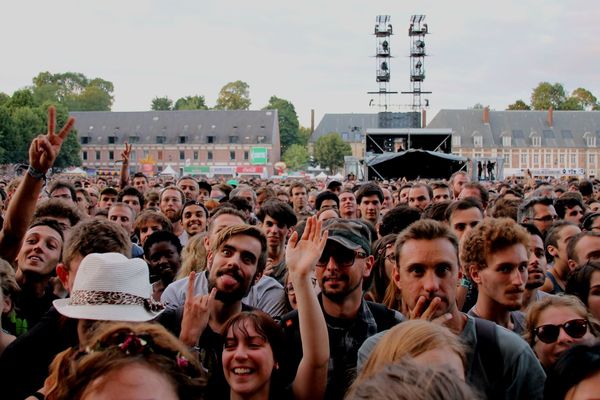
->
<box><xmin>1</xmin><ymin>107</ymin><xmax>600</xmax><ymax>399</ymax></box>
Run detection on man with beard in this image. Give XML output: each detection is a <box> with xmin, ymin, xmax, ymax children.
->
<box><xmin>161</xmin><ymin>207</ymin><xmax>286</xmax><ymax>319</ymax></box>
<box><xmin>281</xmin><ymin>218</ymin><xmax>401</xmax><ymax>400</ymax></box>
<box><xmin>144</xmin><ymin>230</ymin><xmax>182</xmax><ymax>301</ymax></box>
<box><xmin>520</xmin><ymin>224</ymin><xmax>552</xmax><ymax>310</ymax></box>
<box><xmin>462</xmin><ymin>218</ymin><xmax>530</xmax><ymax>334</ymax></box>
<box><xmin>256</xmin><ymin>199</ymin><xmax>297</xmax><ymax>285</ymax></box>
<box><xmin>159</xmin><ymin>186</ymin><xmax>187</xmax><ymax>246</ymax></box>
<box><xmin>358</xmin><ymin>219</ymin><xmax>546</xmax><ymax>400</ymax></box>
<box><xmin>174</xmin><ymin>224</ymin><xmax>267</xmax><ymax>399</ymax></box>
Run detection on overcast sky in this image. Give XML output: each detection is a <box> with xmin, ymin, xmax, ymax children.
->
<box><xmin>2</xmin><ymin>1</ymin><xmax>599</xmax><ymax>127</ymax></box>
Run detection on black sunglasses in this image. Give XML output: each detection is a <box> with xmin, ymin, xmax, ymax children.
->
<box><xmin>534</xmin><ymin>319</ymin><xmax>588</xmax><ymax>344</ymax></box>
<box><xmin>316</xmin><ymin>247</ymin><xmax>366</xmax><ymax>268</ymax></box>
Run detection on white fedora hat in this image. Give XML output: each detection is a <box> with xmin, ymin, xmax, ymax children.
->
<box><xmin>53</xmin><ymin>252</ymin><xmax>164</xmax><ymax>322</ymax></box>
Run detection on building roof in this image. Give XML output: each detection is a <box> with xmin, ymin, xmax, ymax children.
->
<box><xmin>70</xmin><ymin>110</ymin><xmax>280</xmax><ymax>146</ymax></box>
<box><xmin>311</xmin><ymin>113</ymin><xmax>378</xmax><ymax>143</ymax></box>
<box><xmin>427</xmin><ymin>109</ymin><xmax>600</xmax><ymax>148</ymax></box>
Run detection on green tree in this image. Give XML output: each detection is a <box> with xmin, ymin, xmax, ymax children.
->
<box><xmin>263</xmin><ymin>96</ymin><xmax>299</xmax><ymax>153</ymax></box>
<box><xmin>531</xmin><ymin>82</ymin><xmax>567</xmax><ymax>110</ymax></box>
<box><xmin>569</xmin><ymin>88</ymin><xmax>598</xmax><ymax>110</ymax></box>
<box><xmin>0</xmin><ymin>92</ymin><xmax>11</xmax><ymax>107</ymax></box>
<box><xmin>471</xmin><ymin>103</ymin><xmax>484</xmax><ymax>109</ymax></box>
<box><xmin>507</xmin><ymin>100</ymin><xmax>531</xmax><ymax>110</ymax></box>
<box><xmin>314</xmin><ymin>132</ymin><xmax>352</xmax><ymax>174</ymax></box>
<box><xmin>52</xmin><ymin>104</ymin><xmax>82</xmax><ymax>168</ymax></box>
<box><xmin>298</xmin><ymin>126</ymin><xmax>312</xmax><ymax>146</ymax></box>
<box><xmin>282</xmin><ymin>144</ymin><xmax>309</xmax><ymax>171</ymax></box>
<box><xmin>32</xmin><ymin>72</ymin><xmax>114</xmax><ymax>111</ymax></box>
<box><xmin>151</xmin><ymin>96</ymin><xmax>173</xmax><ymax>111</ymax></box>
<box><xmin>215</xmin><ymin>80</ymin><xmax>251</xmax><ymax>110</ymax></box>
<box><xmin>7</xmin><ymin>89</ymin><xmax>36</xmax><ymax>109</ymax></box>
<box><xmin>174</xmin><ymin>95</ymin><xmax>208</xmax><ymax>110</ymax></box>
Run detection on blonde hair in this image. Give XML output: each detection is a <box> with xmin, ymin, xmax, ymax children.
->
<box><xmin>177</xmin><ymin>232</ymin><xmax>208</xmax><ymax>280</ymax></box>
<box><xmin>524</xmin><ymin>294</ymin><xmax>600</xmax><ymax>346</ymax></box>
<box><xmin>353</xmin><ymin>320</ymin><xmax>467</xmax><ymax>390</ymax></box>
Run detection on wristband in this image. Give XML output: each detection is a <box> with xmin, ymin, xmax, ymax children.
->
<box><xmin>27</xmin><ymin>166</ymin><xmax>47</xmax><ymax>182</ymax></box>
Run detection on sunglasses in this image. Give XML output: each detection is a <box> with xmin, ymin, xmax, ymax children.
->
<box><xmin>534</xmin><ymin>319</ymin><xmax>588</xmax><ymax>344</ymax></box>
<box><xmin>316</xmin><ymin>247</ymin><xmax>367</xmax><ymax>268</ymax></box>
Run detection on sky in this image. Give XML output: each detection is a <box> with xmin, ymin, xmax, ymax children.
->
<box><xmin>2</xmin><ymin>0</ymin><xmax>600</xmax><ymax>127</ymax></box>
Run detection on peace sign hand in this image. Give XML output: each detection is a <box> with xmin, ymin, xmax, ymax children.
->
<box><xmin>29</xmin><ymin>106</ymin><xmax>76</xmax><ymax>174</ymax></box>
<box><xmin>121</xmin><ymin>142</ymin><xmax>132</xmax><ymax>163</ymax></box>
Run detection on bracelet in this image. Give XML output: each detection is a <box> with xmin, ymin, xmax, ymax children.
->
<box><xmin>27</xmin><ymin>166</ymin><xmax>47</xmax><ymax>182</ymax></box>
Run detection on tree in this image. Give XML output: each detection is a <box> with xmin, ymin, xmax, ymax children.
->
<box><xmin>569</xmin><ymin>88</ymin><xmax>598</xmax><ymax>110</ymax></box>
<box><xmin>174</xmin><ymin>95</ymin><xmax>208</xmax><ymax>110</ymax></box>
<box><xmin>52</xmin><ymin>104</ymin><xmax>82</xmax><ymax>168</ymax></box>
<box><xmin>282</xmin><ymin>144</ymin><xmax>309</xmax><ymax>171</ymax></box>
<box><xmin>507</xmin><ymin>100</ymin><xmax>531</xmax><ymax>110</ymax></box>
<box><xmin>31</xmin><ymin>71</ymin><xmax>114</xmax><ymax>111</ymax></box>
<box><xmin>151</xmin><ymin>96</ymin><xmax>173</xmax><ymax>111</ymax></box>
<box><xmin>215</xmin><ymin>80</ymin><xmax>251</xmax><ymax>110</ymax></box>
<box><xmin>263</xmin><ymin>96</ymin><xmax>299</xmax><ymax>153</ymax></box>
<box><xmin>471</xmin><ymin>103</ymin><xmax>484</xmax><ymax>109</ymax></box>
<box><xmin>298</xmin><ymin>126</ymin><xmax>312</xmax><ymax>147</ymax></box>
<box><xmin>530</xmin><ymin>82</ymin><xmax>567</xmax><ymax>110</ymax></box>
<box><xmin>314</xmin><ymin>132</ymin><xmax>352</xmax><ymax>174</ymax></box>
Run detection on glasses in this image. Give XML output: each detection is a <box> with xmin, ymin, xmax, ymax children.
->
<box><xmin>533</xmin><ymin>215</ymin><xmax>557</xmax><ymax>222</ymax></box>
<box><xmin>316</xmin><ymin>248</ymin><xmax>367</xmax><ymax>268</ymax></box>
<box><xmin>534</xmin><ymin>319</ymin><xmax>588</xmax><ymax>344</ymax></box>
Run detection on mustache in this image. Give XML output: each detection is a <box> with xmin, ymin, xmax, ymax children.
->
<box><xmin>322</xmin><ymin>274</ymin><xmax>348</xmax><ymax>283</ymax></box>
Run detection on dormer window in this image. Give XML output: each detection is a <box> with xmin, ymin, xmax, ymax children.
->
<box><xmin>473</xmin><ymin>135</ymin><xmax>482</xmax><ymax>148</ymax></box>
<box><xmin>532</xmin><ymin>136</ymin><xmax>541</xmax><ymax>147</ymax></box>
<box><xmin>502</xmin><ymin>136</ymin><xmax>511</xmax><ymax>147</ymax></box>
<box><xmin>584</xmin><ymin>132</ymin><xmax>596</xmax><ymax>147</ymax></box>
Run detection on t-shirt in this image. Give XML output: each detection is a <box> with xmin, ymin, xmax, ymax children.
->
<box><xmin>466</xmin><ymin>307</ymin><xmax>527</xmax><ymax>335</ymax></box>
<box><xmin>357</xmin><ymin>314</ymin><xmax>545</xmax><ymax>400</ymax></box>
<box><xmin>161</xmin><ymin>271</ymin><xmax>287</xmax><ymax>320</ymax></box>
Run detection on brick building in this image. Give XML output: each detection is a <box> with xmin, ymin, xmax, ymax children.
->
<box><xmin>70</xmin><ymin>110</ymin><xmax>280</xmax><ymax>178</ymax></box>
<box><xmin>428</xmin><ymin>108</ymin><xmax>600</xmax><ymax>179</ymax></box>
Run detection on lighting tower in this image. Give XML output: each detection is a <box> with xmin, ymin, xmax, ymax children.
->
<box><xmin>402</xmin><ymin>15</ymin><xmax>431</xmax><ymax>111</ymax></box>
<box><xmin>368</xmin><ymin>15</ymin><xmax>397</xmax><ymax>110</ymax></box>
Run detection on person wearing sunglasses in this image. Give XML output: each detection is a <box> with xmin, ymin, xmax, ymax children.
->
<box><xmin>524</xmin><ymin>295</ymin><xmax>599</xmax><ymax>370</ymax></box>
<box><xmin>281</xmin><ymin>218</ymin><xmax>402</xmax><ymax>400</ymax></box>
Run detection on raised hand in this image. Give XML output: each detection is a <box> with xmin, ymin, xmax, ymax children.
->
<box><xmin>285</xmin><ymin>216</ymin><xmax>328</xmax><ymax>279</ymax></box>
<box><xmin>121</xmin><ymin>142</ymin><xmax>132</xmax><ymax>163</ymax></box>
<box><xmin>409</xmin><ymin>295</ymin><xmax>452</xmax><ymax>325</ymax></box>
<box><xmin>179</xmin><ymin>271</ymin><xmax>217</xmax><ymax>346</ymax></box>
<box><xmin>29</xmin><ymin>106</ymin><xmax>76</xmax><ymax>174</ymax></box>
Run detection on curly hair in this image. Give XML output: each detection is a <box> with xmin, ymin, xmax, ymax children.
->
<box><xmin>460</xmin><ymin>217</ymin><xmax>530</xmax><ymax>268</ymax></box>
<box><xmin>45</xmin><ymin>322</ymin><xmax>206</xmax><ymax>400</ymax></box>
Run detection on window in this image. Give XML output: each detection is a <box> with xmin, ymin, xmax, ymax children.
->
<box><xmin>193</xmin><ymin>151</ymin><xmax>199</xmax><ymax>160</ymax></box>
<box><xmin>533</xmin><ymin>154</ymin><xmax>539</xmax><ymax>164</ymax></box>
<box><xmin>503</xmin><ymin>153</ymin><xmax>510</xmax><ymax>164</ymax></box>
<box><xmin>229</xmin><ymin>136</ymin><xmax>239</xmax><ymax>144</ymax></box>
<box><xmin>128</xmin><ymin>136</ymin><xmax>140</xmax><ymax>144</ymax></box>
<box><xmin>80</xmin><ymin>137</ymin><xmax>90</xmax><ymax>144</ymax></box>
<box><xmin>244</xmin><ymin>151</ymin><xmax>249</xmax><ymax>160</ymax></box>
<box><xmin>571</xmin><ymin>154</ymin><xmax>577</xmax><ymax>166</ymax></box>
<box><xmin>257</xmin><ymin>136</ymin><xmax>266</xmax><ymax>144</ymax></box>
<box><xmin>502</xmin><ymin>136</ymin><xmax>511</xmax><ymax>147</ymax></box>
<box><xmin>473</xmin><ymin>135</ymin><xmax>482</xmax><ymax>147</ymax></box>
<box><xmin>82</xmin><ymin>151</ymin><xmax>88</xmax><ymax>160</ymax></box>
<box><xmin>95</xmin><ymin>151</ymin><xmax>101</xmax><ymax>160</ymax></box>
<box><xmin>109</xmin><ymin>151</ymin><xmax>114</xmax><ymax>160</ymax></box>
<box><xmin>179</xmin><ymin>151</ymin><xmax>185</xmax><ymax>160</ymax></box>
<box><xmin>207</xmin><ymin>136</ymin><xmax>215</xmax><ymax>144</ymax></box>
<box><xmin>532</xmin><ymin>136</ymin><xmax>541</xmax><ymax>147</ymax></box>
<box><xmin>230</xmin><ymin>151</ymin><xmax>236</xmax><ymax>160</ymax></box>
<box><xmin>587</xmin><ymin>136</ymin><xmax>596</xmax><ymax>147</ymax></box>
<box><xmin>179</xmin><ymin>136</ymin><xmax>187</xmax><ymax>144</ymax></box>
<box><xmin>108</xmin><ymin>136</ymin><xmax>117</xmax><ymax>144</ymax></box>
<box><xmin>560</xmin><ymin>154</ymin><xmax>565</xmax><ymax>165</ymax></box>
<box><xmin>156</xmin><ymin>136</ymin><xmax>166</xmax><ymax>144</ymax></box>
<box><xmin>452</xmin><ymin>135</ymin><xmax>461</xmax><ymax>147</ymax></box>
<box><xmin>130</xmin><ymin>152</ymin><xmax>136</xmax><ymax>161</ymax></box>
<box><xmin>589</xmin><ymin>154</ymin><xmax>596</xmax><ymax>165</ymax></box>
<box><xmin>520</xmin><ymin>153</ymin><xmax>528</xmax><ymax>166</ymax></box>
<box><xmin>207</xmin><ymin>151</ymin><xmax>213</xmax><ymax>161</ymax></box>
<box><xmin>545</xmin><ymin>154</ymin><xmax>551</xmax><ymax>166</ymax></box>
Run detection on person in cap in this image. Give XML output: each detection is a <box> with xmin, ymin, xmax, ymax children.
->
<box><xmin>281</xmin><ymin>218</ymin><xmax>402</xmax><ymax>400</ymax></box>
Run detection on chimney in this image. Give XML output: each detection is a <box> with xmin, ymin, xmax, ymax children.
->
<box><xmin>548</xmin><ymin>107</ymin><xmax>553</xmax><ymax>127</ymax></box>
<box><xmin>421</xmin><ymin>109</ymin><xmax>427</xmax><ymax>127</ymax></box>
<box><xmin>310</xmin><ymin>109</ymin><xmax>315</xmax><ymax>133</ymax></box>
<box><xmin>483</xmin><ymin>106</ymin><xmax>490</xmax><ymax>124</ymax></box>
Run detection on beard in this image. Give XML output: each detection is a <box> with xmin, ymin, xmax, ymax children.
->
<box><xmin>320</xmin><ymin>275</ymin><xmax>362</xmax><ymax>302</ymax></box>
<box><xmin>208</xmin><ymin>267</ymin><xmax>251</xmax><ymax>305</ymax></box>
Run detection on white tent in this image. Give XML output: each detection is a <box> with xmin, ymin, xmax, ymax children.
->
<box><xmin>316</xmin><ymin>172</ymin><xmax>327</xmax><ymax>180</ymax></box>
<box><xmin>159</xmin><ymin>165</ymin><xmax>178</xmax><ymax>176</ymax></box>
<box><xmin>63</xmin><ymin>167</ymin><xmax>87</xmax><ymax>175</ymax></box>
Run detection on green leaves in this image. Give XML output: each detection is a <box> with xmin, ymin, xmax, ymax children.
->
<box><xmin>314</xmin><ymin>132</ymin><xmax>351</xmax><ymax>174</ymax></box>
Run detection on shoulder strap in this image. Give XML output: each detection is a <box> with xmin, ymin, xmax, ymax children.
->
<box><xmin>474</xmin><ymin>317</ymin><xmax>503</xmax><ymax>384</ymax></box>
